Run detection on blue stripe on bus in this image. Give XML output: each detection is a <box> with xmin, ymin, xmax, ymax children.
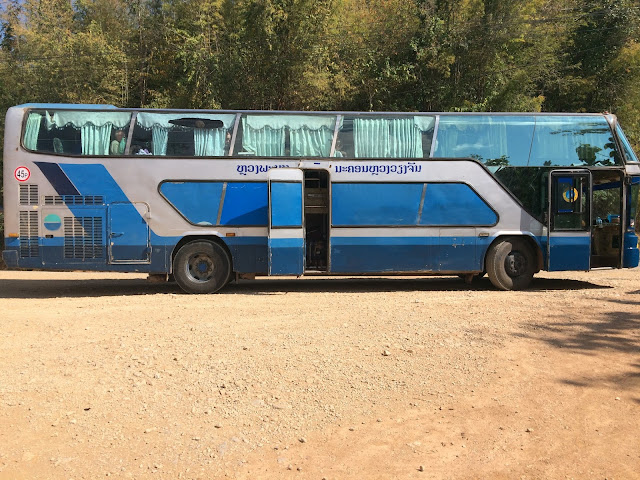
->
<box><xmin>35</xmin><ymin>162</ymin><xmax>80</xmax><ymax>196</ymax></box>
<box><xmin>330</xmin><ymin>236</ymin><xmax>437</xmax><ymax>272</ymax></box>
<box><xmin>4</xmin><ymin>238</ymin><xmax>19</xmax><ymax>248</ymax></box>
<box><xmin>223</xmin><ymin>236</ymin><xmax>268</xmax><ymax>273</ymax></box>
<box><xmin>330</xmin><ymin>236</ymin><xmax>482</xmax><ymax>273</ymax></box>
<box><xmin>59</xmin><ymin>164</ymin><xmax>130</xmax><ymax>202</ymax></box>
<box><xmin>7</xmin><ymin>233</ymin><xmax>619</xmax><ymax>273</ymax></box>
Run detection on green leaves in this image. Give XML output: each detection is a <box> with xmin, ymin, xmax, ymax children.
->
<box><xmin>0</xmin><ymin>0</ymin><xmax>638</xmax><ymax>147</ymax></box>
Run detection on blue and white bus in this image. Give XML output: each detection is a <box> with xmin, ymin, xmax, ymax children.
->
<box><xmin>3</xmin><ymin>104</ymin><xmax>640</xmax><ymax>292</ymax></box>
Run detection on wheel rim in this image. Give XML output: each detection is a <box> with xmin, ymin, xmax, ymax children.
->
<box><xmin>504</xmin><ymin>250</ymin><xmax>527</xmax><ymax>278</ymax></box>
<box><xmin>186</xmin><ymin>253</ymin><xmax>215</xmax><ymax>283</ymax></box>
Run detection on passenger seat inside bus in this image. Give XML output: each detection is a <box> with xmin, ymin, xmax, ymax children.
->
<box><xmin>53</xmin><ymin>137</ymin><xmax>64</xmax><ymax>153</ymax></box>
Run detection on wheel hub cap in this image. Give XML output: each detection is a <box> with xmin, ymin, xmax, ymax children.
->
<box><xmin>505</xmin><ymin>251</ymin><xmax>527</xmax><ymax>278</ymax></box>
<box><xmin>188</xmin><ymin>254</ymin><xmax>214</xmax><ymax>282</ymax></box>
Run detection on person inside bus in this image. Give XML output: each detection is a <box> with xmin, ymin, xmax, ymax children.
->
<box><xmin>110</xmin><ymin>130</ymin><xmax>126</xmax><ymax>155</ymax></box>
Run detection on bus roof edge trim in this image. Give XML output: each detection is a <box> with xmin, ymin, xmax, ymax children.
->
<box><xmin>16</xmin><ymin>103</ymin><xmax>118</xmax><ymax>109</ymax></box>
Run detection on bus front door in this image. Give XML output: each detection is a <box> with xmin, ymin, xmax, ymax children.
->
<box><xmin>268</xmin><ymin>169</ymin><xmax>305</xmax><ymax>275</ymax></box>
<box><xmin>547</xmin><ymin>170</ymin><xmax>591</xmax><ymax>271</ymax></box>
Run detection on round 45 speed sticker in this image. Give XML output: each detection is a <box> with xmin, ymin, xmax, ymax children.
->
<box><xmin>14</xmin><ymin>166</ymin><xmax>31</xmax><ymax>182</ymax></box>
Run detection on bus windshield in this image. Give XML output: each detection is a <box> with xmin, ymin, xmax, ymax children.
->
<box><xmin>616</xmin><ymin>124</ymin><xmax>639</xmax><ymax>163</ymax></box>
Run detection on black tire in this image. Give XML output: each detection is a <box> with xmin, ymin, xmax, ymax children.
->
<box><xmin>486</xmin><ymin>237</ymin><xmax>535</xmax><ymax>291</ymax></box>
<box><xmin>173</xmin><ymin>241</ymin><xmax>231</xmax><ymax>294</ymax></box>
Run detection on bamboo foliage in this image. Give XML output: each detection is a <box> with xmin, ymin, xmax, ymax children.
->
<box><xmin>0</xmin><ymin>0</ymin><xmax>639</xmax><ymax>175</ymax></box>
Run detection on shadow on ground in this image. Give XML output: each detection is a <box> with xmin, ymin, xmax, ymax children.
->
<box><xmin>518</xmin><ymin>309</ymin><xmax>640</xmax><ymax>354</ymax></box>
<box><xmin>0</xmin><ymin>274</ymin><xmax>609</xmax><ymax>299</ymax></box>
<box><xmin>517</xmin><ymin>308</ymin><xmax>640</xmax><ymax>393</ymax></box>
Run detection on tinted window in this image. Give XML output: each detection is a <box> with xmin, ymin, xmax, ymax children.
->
<box><xmin>529</xmin><ymin>116</ymin><xmax>620</xmax><ymax>166</ymax></box>
<box><xmin>132</xmin><ymin>112</ymin><xmax>236</xmax><ymax>156</ymax></box>
<box><xmin>331</xmin><ymin>182</ymin><xmax>495</xmax><ymax>226</ymax></box>
<box><xmin>23</xmin><ymin>110</ymin><xmax>132</xmax><ymax>156</ymax></box>
<box><xmin>332</xmin><ymin>183</ymin><xmax>423</xmax><ymax>225</ymax></box>
<box><xmin>433</xmin><ymin>115</ymin><xmax>534</xmax><ymax>167</ymax></box>
<box><xmin>420</xmin><ymin>183</ymin><xmax>497</xmax><ymax>226</ymax></box>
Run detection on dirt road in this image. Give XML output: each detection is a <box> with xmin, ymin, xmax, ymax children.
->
<box><xmin>0</xmin><ymin>269</ymin><xmax>638</xmax><ymax>479</ymax></box>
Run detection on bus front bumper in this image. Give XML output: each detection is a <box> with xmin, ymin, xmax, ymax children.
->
<box><xmin>2</xmin><ymin>250</ymin><xmax>18</xmax><ymax>268</ymax></box>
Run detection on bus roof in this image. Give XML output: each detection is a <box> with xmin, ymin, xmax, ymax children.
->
<box><xmin>13</xmin><ymin>104</ymin><xmax>612</xmax><ymax>117</ymax></box>
<box><xmin>14</xmin><ymin>103</ymin><xmax>118</xmax><ymax>109</ymax></box>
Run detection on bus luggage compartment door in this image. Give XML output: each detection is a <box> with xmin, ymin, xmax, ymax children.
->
<box><xmin>108</xmin><ymin>202</ymin><xmax>151</xmax><ymax>263</ymax></box>
<box><xmin>547</xmin><ymin>170</ymin><xmax>591</xmax><ymax>271</ymax></box>
<box><xmin>268</xmin><ymin>169</ymin><xmax>305</xmax><ymax>275</ymax></box>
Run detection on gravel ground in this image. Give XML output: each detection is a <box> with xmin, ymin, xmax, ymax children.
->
<box><xmin>0</xmin><ymin>269</ymin><xmax>638</xmax><ymax>479</ymax></box>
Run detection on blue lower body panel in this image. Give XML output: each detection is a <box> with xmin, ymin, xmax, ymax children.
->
<box><xmin>331</xmin><ymin>236</ymin><xmax>434</xmax><ymax>273</ymax></box>
<box><xmin>548</xmin><ymin>235</ymin><xmax>590</xmax><ymax>271</ymax></box>
<box><xmin>2</xmin><ymin>249</ymin><xmax>19</xmax><ymax>268</ymax></box>
<box><xmin>330</xmin><ymin>236</ymin><xmax>481</xmax><ymax>273</ymax></box>
<box><xmin>437</xmin><ymin>236</ymin><xmax>477</xmax><ymax>271</ymax></box>
<box><xmin>269</xmin><ymin>237</ymin><xmax>304</xmax><ymax>275</ymax></box>
<box><xmin>225</xmin><ymin>236</ymin><xmax>268</xmax><ymax>274</ymax></box>
<box><xmin>623</xmin><ymin>231</ymin><xmax>640</xmax><ymax>268</ymax></box>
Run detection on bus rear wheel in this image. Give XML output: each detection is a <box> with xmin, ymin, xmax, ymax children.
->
<box><xmin>486</xmin><ymin>237</ymin><xmax>534</xmax><ymax>291</ymax></box>
<box><xmin>173</xmin><ymin>241</ymin><xmax>231</xmax><ymax>294</ymax></box>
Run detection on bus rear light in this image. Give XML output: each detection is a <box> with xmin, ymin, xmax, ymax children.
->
<box><xmin>8</xmin><ymin>233</ymin><xmax>19</xmax><ymax>238</ymax></box>
<box><xmin>226</xmin><ymin>233</ymin><xmax>236</xmax><ymax>237</ymax></box>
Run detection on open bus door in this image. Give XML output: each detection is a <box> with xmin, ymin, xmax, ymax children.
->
<box><xmin>547</xmin><ymin>170</ymin><xmax>592</xmax><ymax>271</ymax></box>
<box><xmin>268</xmin><ymin>168</ymin><xmax>305</xmax><ymax>275</ymax></box>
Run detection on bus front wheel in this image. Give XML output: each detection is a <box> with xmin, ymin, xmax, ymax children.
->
<box><xmin>486</xmin><ymin>238</ymin><xmax>534</xmax><ymax>291</ymax></box>
<box><xmin>173</xmin><ymin>241</ymin><xmax>231</xmax><ymax>294</ymax></box>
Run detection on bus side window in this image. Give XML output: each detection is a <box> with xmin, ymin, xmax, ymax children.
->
<box><xmin>529</xmin><ymin>116</ymin><xmax>620</xmax><ymax>167</ymax></box>
<box><xmin>335</xmin><ymin>118</ymin><xmax>355</xmax><ymax>158</ymax></box>
<box><xmin>433</xmin><ymin>115</ymin><xmax>533</xmax><ymax>166</ymax></box>
<box><xmin>235</xmin><ymin>114</ymin><xmax>337</xmax><ymax>157</ymax></box>
<box><xmin>132</xmin><ymin>113</ymin><xmax>235</xmax><ymax>157</ymax></box>
<box><xmin>129</xmin><ymin>122</ymin><xmax>153</xmax><ymax>155</ymax></box>
<box><xmin>339</xmin><ymin>115</ymin><xmax>433</xmax><ymax>159</ymax></box>
<box><xmin>23</xmin><ymin>110</ymin><xmax>132</xmax><ymax>156</ymax></box>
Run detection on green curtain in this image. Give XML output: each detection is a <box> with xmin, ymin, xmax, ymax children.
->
<box><xmin>194</xmin><ymin>128</ymin><xmax>226</xmax><ymax>156</ymax></box>
<box><xmin>390</xmin><ymin>118</ymin><xmax>423</xmax><ymax>158</ymax></box>
<box><xmin>354</xmin><ymin>118</ymin><xmax>424</xmax><ymax>158</ymax></box>
<box><xmin>354</xmin><ymin>118</ymin><xmax>389</xmax><ymax>157</ymax></box>
<box><xmin>290</xmin><ymin>126</ymin><xmax>333</xmax><ymax>156</ymax></box>
<box><xmin>81</xmin><ymin>124</ymin><xmax>112</xmax><ymax>155</ymax></box>
<box><xmin>242</xmin><ymin>117</ymin><xmax>285</xmax><ymax>156</ymax></box>
<box><xmin>24</xmin><ymin>113</ymin><xmax>42</xmax><ymax>150</ymax></box>
<box><xmin>152</xmin><ymin>126</ymin><xmax>168</xmax><ymax>156</ymax></box>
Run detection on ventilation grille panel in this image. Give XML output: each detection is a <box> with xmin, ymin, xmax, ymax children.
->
<box><xmin>19</xmin><ymin>211</ymin><xmax>39</xmax><ymax>257</ymax></box>
<box><xmin>19</xmin><ymin>185</ymin><xmax>39</xmax><ymax>206</ymax></box>
<box><xmin>64</xmin><ymin>217</ymin><xmax>104</xmax><ymax>259</ymax></box>
<box><xmin>44</xmin><ymin>195</ymin><xmax>104</xmax><ymax>206</ymax></box>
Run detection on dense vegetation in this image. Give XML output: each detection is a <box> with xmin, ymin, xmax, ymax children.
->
<box><xmin>0</xmin><ymin>0</ymin><xmax>639</xmax><ymax>191</ymax></box>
